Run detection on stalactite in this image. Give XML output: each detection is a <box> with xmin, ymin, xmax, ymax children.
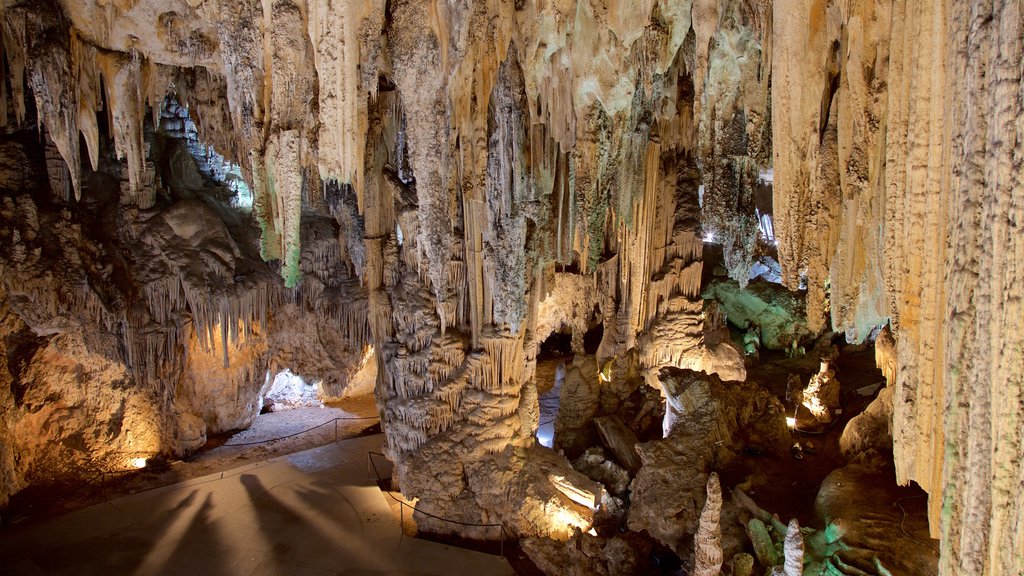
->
<box><xmin>265</xmin><ymin>130</ymin><xmax>304</xmax><ymax>287</ymax></box>
<box><xmin>307</xmin><ymin>0</ymin><xmax>384</xmax><ymax>209</ymax></box>
<box><xmin>96</xmin><ymin>51</ymin><xmax>148</xmax><ymax>203</ymax></box>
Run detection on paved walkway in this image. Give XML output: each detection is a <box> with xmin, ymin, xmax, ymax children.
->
<box><xmin>0</xmin><ymin>434</ymin><xmax>514</xmax><ymax>576</ymax></box>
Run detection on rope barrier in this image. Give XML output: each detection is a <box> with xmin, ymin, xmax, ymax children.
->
<box><xmin>366</xmin><ymin>451</ymin><xmax>508</xmax><ymax>557</ymax></box>
<box><xmin>4</xmin><ymin>416</ymin><xmax>380</xmax><ymax>524</ymax></box>
<box><xmin>221</xmin><ymin>415</ymin><xmax>379</xmax><ymax>447</ymax></box>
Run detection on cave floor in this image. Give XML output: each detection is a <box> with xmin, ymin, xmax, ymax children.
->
<box><xmin>4</xmin><ymin>396</ymin><xmax>381</xmax><ymax>523</ymax></box>
<box><xmin>0</xmin><ymin>434</ymin><xmax>514</xmax><ymax>576</ymax></box>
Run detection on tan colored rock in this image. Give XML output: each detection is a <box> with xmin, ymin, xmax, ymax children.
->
<box><xmin>593</xmin><ymin>415</ymin><xmax>642</xmax><ymax>474</ymax></box>
<box><xmin>572</xmin><ymin>447</ymin><xmax>631</xmax><ymax>496</ymax></box>
<box><xmin>782</xmin><ymin>519</ymin><xmax>803</xmax><ymax>576</ymax></box>
<box><xmin>801</xmin><ymin>360</ymin><xmax>840</xmax><ymax>425</ymax></box>
<box><xmin>815</xmin><ymin>465</ymin><xmax>938</xmax><ymax>576</ymax></box>
<box><xmin>2</xmin><ymin>5</ymin><xmax>1020</xmax><ymax>576</ymax></box>
<box><xmin>466</xmin><ymin>444</ymin><xmax>600</xmax><ymax>541</ymax></box>
<box><xmin>773</xmin><ymin>6</ymin><xmax>1024</xmax><ymax>574</ymax></box>
<box><xmin>522</xmin><ymin>531</ymin><xmax>655</xmax><ymax>576</ymax></box>
<box><xmin>840</xmin><ymin>386</ymin><xmax>894</xmax><ymax>459</ymax></box>
<box><xmin>628</xmin><ymin>368</ymin><xmax>789</xmax><ymax>554</ymax></box>
<box><xmin>693</xmin><ymin>472</ymin><xmax>724</xmax><ymax>576</ymax></box>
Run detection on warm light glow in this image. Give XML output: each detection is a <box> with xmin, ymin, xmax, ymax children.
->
<box><xmin>131</xmin><ymin>457</ymin><xmax>148</xmax><ymax>469</ymax></box>
<box><xmin>786</xmin><ymin>417</ymin><xmax>797</xmax><ymax>428</ymax></box>
<box><xmin>361</xmin><ymin>345</ymin><xmax>376</xmax><ymax>367</ymax></box>
<box><xmin>549</xmin><ymin>474</ymin><xmax>599</xmax><ymax>509</ymax></box>
<box><xmin>703</xmin><ymin>231</ymin><xmax>716</xmax><ymax>243</ymax></box>
<box><xmin>548</xmin><ymin>507</ymin><xmax>590</xmax><ymax>533</ymax></box>
<box><xmin>587</xmin><ymin>528</ymin><xmax>597</xmax><ymax>536</ymax></box>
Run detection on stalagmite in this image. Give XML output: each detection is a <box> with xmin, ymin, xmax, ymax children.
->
<box><xmin>782</xmin><ymin>519</ymin><xmax>804</xmax><ymax>576</ymax></box>
<box><xmin>0</xmin><ymin>3</ymin><xmax>1020</xmax><ymax>576</ymax></box>
<box><xmin>692</xmin><ymin>472</ymin><xmax>723</xmax><ymax>576</ymax></box>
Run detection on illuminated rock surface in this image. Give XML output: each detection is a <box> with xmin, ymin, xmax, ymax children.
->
<box><xmin>0</xmin><ymin>1</ymin><xmax>1020</xmax><ymax>575</ymax></box>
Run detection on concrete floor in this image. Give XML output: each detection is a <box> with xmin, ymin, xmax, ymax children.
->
<box><xmin>0</xmin><ymin>434</ymin><xmax>514</xmax><ymax>576</ymax></box>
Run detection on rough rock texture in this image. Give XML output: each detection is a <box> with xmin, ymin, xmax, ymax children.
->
<box><xmin>637</xmin><ymin>296</ymin><xmax>747</xmax><ymax>383</ymax></box>
<box><xmin>572</xmin><ymin>447</ymin><xmax>631</xmax><ymax>497</ymax></box>
<box><xmin>839</xmin><ymin>385</ymin><xmax>893</xmax><ymax>459</ymax></box>
<box><xmin>801</xmin><ymin>360</ymin><xmax>841</xmax><ymax>425</ymax></box>
<box><xmin>0</xmin><ymin>0</ymin><xmax>770</xmax><ymax>540</ymax></box>
<box><xmin>693</xmin><ymin>472</ymin><xmax>724</xmax><ymax>576</ymax></box>
<box><xmin>773</xmin><ymin>4</ymin><xmax>1024</xmax><ymax>574</ymax></box>
<box><xmin>522</xmin><ymin>530</ymin><xmax>656</xmax><ymax>576</ymax></box>
<box><xmin>781</xmin><ymin>519</ymin><xmax>803</xmax><ymax>576</ymax></box>
<box><xmin>815</xmin><ymin>464</ymin><xmax>939</xmax><ymax>576</ymax></box>
<box><xmin>464</xmin><ymin>444</ymin><xmax>601</xmax><ymax>540</ymax></box>
<box><xmin>628</xmin><ymin>367</ymin><xmax>790</xmax><ymax>556</ymax></box>
<box><xmin>702</xmin><ymin>278</ymin><xmax>811</xmax><ymax>350</ymax></box>
<box><xmin>736</xmin><ymin>488</ymin><xmax>901</xmax><ymax>576</ymax></box>
<box><xmin>0</xmin><ymin>2</ymin><xmax>1020</xmax><ymax>574</ymax></box>
<box><xmin>0</xmin><ymin>120</ymin><xmax>371</xmax><ymax>507</ymax></box>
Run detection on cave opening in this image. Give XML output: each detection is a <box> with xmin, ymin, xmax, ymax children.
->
<box><xmin>535</xmin><ymin>329</ymin><xmax>574</xmax><ymax>449</ymax></box>
<box><xmin>154</xmin><ymin>96</ymin><xmax>252</xmax><ymax>210</ymax></box>
<box><xmin>261</xmin><ymin>369</ymin><xmax>323</xmax><ymax>414</ymax></box>
<box><xmin>582</xmin><ymin>309</ymin><xmax>603</xmax><ymax>355</ymax></box>
<box><xmin>537</xmin><ymin>329</ymin><xmax>572</xmax><ymax>360</ymax></box>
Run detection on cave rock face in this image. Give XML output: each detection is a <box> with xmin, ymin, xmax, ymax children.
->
<box><xmin>0</xmin><ymin>2</ymin><xmax>1022</xmax><ymax>575</ymax></box>
<box><xmin>628</xmin><ymin>367</ymin><xmax>789</xmax><ymax>557</ymax></box>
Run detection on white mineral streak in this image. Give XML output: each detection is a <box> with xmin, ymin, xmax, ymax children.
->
<box><xmin>782</xmin><ymin>519</ymin><xmax>803</xmax><ymax>576</ymax></box>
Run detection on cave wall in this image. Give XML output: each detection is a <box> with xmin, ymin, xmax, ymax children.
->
<box><xmin>772</xmin><ymin>1</ymin><xmax>1023</xmax><ymax>573</ymax></box>
<box><xmin>0</xmin><ymin>1</ymin><xmax>1020</xmax><ymax>574</ymax></box>
<box><xmin>0</xmin><ymin>99</ymin><xmax>369</xmax><ymax>509</ymax></box>
<box><xmin>0</xmin><ymin>0</ymin><xmax>757</xmax><ymax>537</ymax></box>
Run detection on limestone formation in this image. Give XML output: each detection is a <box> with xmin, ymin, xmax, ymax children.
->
<box><xmin>801</xmin><ymin>360</ymin><xmax>841</xmax><ymax>425</ymax></box>
<box><xmin>773</xmin><ymin>6</ymin><xmax>1024</xmax><ymax>573</ymax></box>
<box><xmin>572</xmin><ymin>447</ymin><xmax>631</xmax><ymax>497</ymax></box>
<box><xmin>0</xmin><ymin>2</ymin><xmax>1020</xmax><ymax>575</ymax></box>
<box><xmin>840</xmin><ymin>386</ymin><xmax>894</xmax><ymax>460</ymax></box>
<box><xmin>523</xmin><ymin>530</ymin><xmax>655</xmax><ymax>576</ymax></box>
<box><xmin>782</xmin><ymin>519</ymin><xmax>804</xmax><ymax>576</ymax></box>
<box><xmin>692</xmin><ymin>472</ymin><xmax>724</xmax><ymax>576</ymax></box>
<box><xmin>628</xmin><ymin>368</ymin><xmax>789</xmax><ymax>555</ymax></box>
<box><xmin>702</xmin><ymin>278</ymin><xmax>811</xmax><ymax>350</ymax></box>
<box><xmin>731</xmin><ymin>553</ymin><xmax>754</xmax><ymax>576</ymax></box>
<box><xmin>736</xmin><ymin>488</ymin><xmax>900</xmax><ymax>576</ymax></box>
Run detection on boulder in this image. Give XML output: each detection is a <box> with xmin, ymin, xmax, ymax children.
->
<box><xmin>628</xmin><ymin>368</ymin><xmax>790</xmax><ymax>555</ymax></box>
<box><xmin>815</xmin><ymin>464</ymin><xmax>938</xmax><ymax>576</ymax></box>
<box><xmin>523</xmin><ymin>531</ymin><xmax>655</xmax><ymax>576</ymax></box>
<box><xmin>703</xmin><ymin>278</ymin><xmax>812</xmax><ymax>349</ymax></box>
<box><xmin>572</xmin><ymin>447</ymin><xmax>631</xmax><ymax>496</ymax></box>
<box><xmin>840</xmin><ymin>386</ymin><xmax>894</xmax><ymax>459</ymax></box>
<box><xmin>593</xmin><ymin>415</ymin><xmax>642</xmax><ymax>474</ymax></box>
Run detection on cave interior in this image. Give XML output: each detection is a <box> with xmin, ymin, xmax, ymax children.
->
<box><xmin>0</xmin><ymin>1</ymin><xmax>1021</xmax><ymax>575</ymax></box>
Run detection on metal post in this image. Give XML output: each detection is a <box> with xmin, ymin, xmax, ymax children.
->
<box><xmin>399</xmin><ymin>501</ymin><xmax>404</xmax><ymax>535</ymax></box>
<box><xmin>334</xmin><ymin>419</ymin><xmax>338</xmax><ymax>442</ymax></box>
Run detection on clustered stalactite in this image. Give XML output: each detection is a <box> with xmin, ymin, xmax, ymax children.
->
<box><xmin>0</xmin><ymin>1</ymin><xmax>1020</xmax><ymax>575</ymax></box>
